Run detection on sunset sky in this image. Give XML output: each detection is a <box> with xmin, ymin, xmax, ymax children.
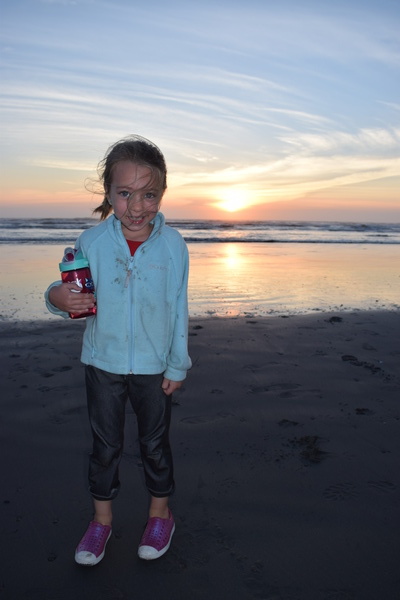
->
<box><xmin>1</xmin><ymin>0</ymin><xmax>399</xmax><ymax>221</ymax></box>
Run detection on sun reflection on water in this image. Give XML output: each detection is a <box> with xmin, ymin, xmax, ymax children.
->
<box><xmin>222</xmin><ymin>243</ymin><xmax>244</xmax><ymax>270</ymax></box>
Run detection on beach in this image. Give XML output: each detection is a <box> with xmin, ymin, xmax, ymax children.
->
<box><xmin>1</xmin><ymin>311</ymin><xmax>400</xmax><ymax>599</ymax></box>
<box><xmin>1</xmin><ymin>220</ymin><xmax>400</xmax><ymax>598</ymax></box>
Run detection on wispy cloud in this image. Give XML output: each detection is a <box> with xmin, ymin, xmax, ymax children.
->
<box><xmin>280</xmin><ymin>128</ymin><xmax>400</xmax><ymax>153</ymax></box>
<box><xmin>38</xmin><ymin>0</ymin><xmax>82</xmax><ymax>5</ymax></box>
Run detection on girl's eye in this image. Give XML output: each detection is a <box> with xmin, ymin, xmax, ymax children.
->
<box><xmin>119</xmin><ymin>191</ymin><xmax>130</xmax><ymax>199</ymax></box>
<box><xmin>144</xmin><ymin>192</ymin><xmax>156</xmax><ymax>199</ymax></box>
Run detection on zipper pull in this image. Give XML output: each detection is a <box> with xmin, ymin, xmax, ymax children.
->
<box><xmin>124</xmin><ymin>268</ymin><xmax>133</xmax><ymax>288</ymax></box>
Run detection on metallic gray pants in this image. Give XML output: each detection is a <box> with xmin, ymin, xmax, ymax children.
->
<box><xmin>85</xmin><ymin>365</ymin><xmax>174</xmax><ymax>501</ymax></box>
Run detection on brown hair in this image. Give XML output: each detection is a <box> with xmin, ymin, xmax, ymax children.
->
<box><xmin>93</xmin><ymin>135</ymin><xmax>168</xmax><ymax>220</ymax></box>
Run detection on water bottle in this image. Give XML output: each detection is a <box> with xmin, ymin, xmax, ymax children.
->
<box><xmin>59</xmin><ymin>248</ymin><xmax>96</xmax><ymax>319</ymax></box>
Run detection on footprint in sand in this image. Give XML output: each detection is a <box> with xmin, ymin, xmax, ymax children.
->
<box><xmin>355</xmin><ymin>407</ymin><xmax>375</xmax><ymax>416</ymax></box>
<box><xmin>278</xmin><ymin>419</ymin><xmax>300</xmax><ymax>427</ymax></box>
<box><xmin>341</xmin><ymin>355</ymin><xmax>384</xmax><ymax>376</ymax></box>
<box><xmin>189</xmin><ymin>325</ymin><xmax>203</xmax><ymax>336</ymax></box>
<box><xmin>290</xmin><ymin>435</ymin><xmax>328</xmax><ymax>464</ymax></box>
<box><xmin>248</xmin><ymin>383</ymin><xmax>301</xmax><ymax>394</ymax></box>
<box><xmin>180</xmin><ymin>412</ymin><xmax>234</xmax><ymax>424</ymax></box>
<box><xmin>52</xmin><ymin>365</ymin><xmax>73</xmax><ymax>372</ymax></box>
<box><xmin>48</xmin><ymin>405</ymin><xmax>85</xmax><ymax>424</ymax></box>
<box><xmin>323</xmin><ymin>482</ymin><xmax>359</xmax><ymax>501</ymax></box>
<box><xmin>367</xmin><ymin>480</ymin><xmax>397</xmax><ymax>493</ymax></box>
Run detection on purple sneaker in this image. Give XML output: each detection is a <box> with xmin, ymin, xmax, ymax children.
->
<box><xmin>75</xmin><ymin>521</ymin><xmax>112</xmax><ymax>566</ymax></box>
<box><xmin>138</xmin><ymin>510</ymin><xmax>175</xmax><ymax>560</ymax></box>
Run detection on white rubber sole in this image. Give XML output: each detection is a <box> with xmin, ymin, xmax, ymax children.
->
<box><xmin>138</xmin><ymin>523</ymin><xmax>175</xmax><ymax>560</ymax></box>
<box><xmin>75</xmin><ymin>529</ymin><xmax>112</xmax><ymax>566</ymax></box>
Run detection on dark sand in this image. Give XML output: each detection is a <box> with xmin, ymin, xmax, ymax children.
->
<box><xmin>1</xmin><ymin>312</ymin><xmax>400</xmax><ymax>600</ymax></box>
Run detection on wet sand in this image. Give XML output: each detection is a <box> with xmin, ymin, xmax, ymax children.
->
<box><xmin>1</xmin><ymin>312</ymin><xmax>399</xmax><ymax>599</ymax></box>
<box><xmin>1</xmin><ymin>242</ymin><xmax>399</xmax><ymax>321</ymax></box>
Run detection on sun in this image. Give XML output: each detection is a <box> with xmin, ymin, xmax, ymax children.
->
<box><xmin>213</xmin><ymin>188</ymin><xmax>252</xmax><ymax>213</ymax></box>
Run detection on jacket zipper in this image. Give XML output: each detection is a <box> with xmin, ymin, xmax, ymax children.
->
<box><xmin>127</xmin><ymin>254</ymin><xmax>135</xmax><ymax>373</ymax></box>
<box><xmin>124</xmin><ymin>265</ymin><xmax>133</xmax><ymax>288</ymax></box>
<box><xmin>115</xmin><ymin>217</ymin><xmax>157</xmax><ymax>373</ymax></box>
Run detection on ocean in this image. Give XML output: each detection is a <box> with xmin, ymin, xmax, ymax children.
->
<box><xmin>1</xmin><ymin>218</ymin><xmax>399</xmax><ymax>321</ymax></box>
<box><xmin>1</xmin><ymin>218</ymin><xmax>399</xmax><ymax>245</ymax></box>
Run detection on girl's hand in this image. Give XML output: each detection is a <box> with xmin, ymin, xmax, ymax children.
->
<box><xmin>162</xmin><ymin>378</ymin><xmax>183</xmax><ymax>396</ymax></box>
<box><xmin>48</xmin><ymin>283</ymin><xmax>96</xmax><ymax>314</ymax></box>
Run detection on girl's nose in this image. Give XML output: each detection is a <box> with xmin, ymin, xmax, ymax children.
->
<box><xmin>128</xmin><ymin>195</ymin><xmax>145</xmax><ymax>209</ymax></box>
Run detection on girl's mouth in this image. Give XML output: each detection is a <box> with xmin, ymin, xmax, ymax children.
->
<box><xmin>127</xmin><ymin>215</ymin><xmax>146</xmax><ymax>225</ymax></box>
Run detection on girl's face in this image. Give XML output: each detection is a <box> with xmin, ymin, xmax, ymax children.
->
<box><xmin>108</xmin><ymin>160</ymin><xmax>164</xmax><ymax>241</ymax></box>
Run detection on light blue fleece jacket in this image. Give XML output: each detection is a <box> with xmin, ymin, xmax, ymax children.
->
<box><xmin>44</xmin><ymin>212</ymin><xmax>191</xmax><ymax>380</ymax></box>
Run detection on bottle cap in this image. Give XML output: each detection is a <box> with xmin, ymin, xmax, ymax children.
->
<box><xmin>59</xmin><ymin>257</ymin><xmax>90</xmax><ymax>271</ymax></box>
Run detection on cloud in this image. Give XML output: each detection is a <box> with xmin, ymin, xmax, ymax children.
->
<box><xmin>39</xmin><ymin>0</ymin><xmax>80</xmax><ymax>5</ymax></box>
<box><xmin>280</xmin><ymin>127</ymin><xmax>400</xmax><ymax>154</ymax></box>
<box><xmin>27</xmin><ymin>158</ymin><xmax>96</xmax><ymax>171</ymax></box>
<box><xmin>169</xmin><ymin>121</ymin><xmax>400</xmax><ymax>209</ymax></box>
<box><xmin>1</xmin><ymin>0</ymin><xmax>399</xmax><ymax>220</ymax></box>
<box><xmin>379</xmin><ymin>101</ymin><xmax>400</xmax><ymax>112</ymax></box>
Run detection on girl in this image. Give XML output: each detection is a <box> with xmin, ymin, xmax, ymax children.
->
<box><xmin>45</xmin><ymin>135</ymin><xmax>191</xmax><ymax>565</ymax></box>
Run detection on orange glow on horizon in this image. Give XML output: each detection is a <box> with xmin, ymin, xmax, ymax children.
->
<box><xmin>211</xmin><ymin>188</ymin><xmax>255</xmax><ymax>213</ymax></box>
<box><xmin>1</xmin><ymin>178</ymin><xmax>400</xmax><ymax>222</ymax></box>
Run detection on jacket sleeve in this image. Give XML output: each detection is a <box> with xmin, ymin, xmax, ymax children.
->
<box><xmin>163</xmin><ymin>242</ymin><xmax>192</xmax><ymax>381</ymax></box>
<box><xmin>44</xmin><ymin>281</ymin><xmax>70</xmax><ymax>319</ymax></box>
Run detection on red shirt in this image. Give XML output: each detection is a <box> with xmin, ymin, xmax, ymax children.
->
<box><xmin>126</xmin><ymin>240</ymin><xmax>143</xmax><ymax>256</ymax></box>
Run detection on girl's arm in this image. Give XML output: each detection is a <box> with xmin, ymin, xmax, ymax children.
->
<box><xmin>48</xmin><ymin>282</ymin><xmax>96</xmax><ymax>314</ymax></box>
